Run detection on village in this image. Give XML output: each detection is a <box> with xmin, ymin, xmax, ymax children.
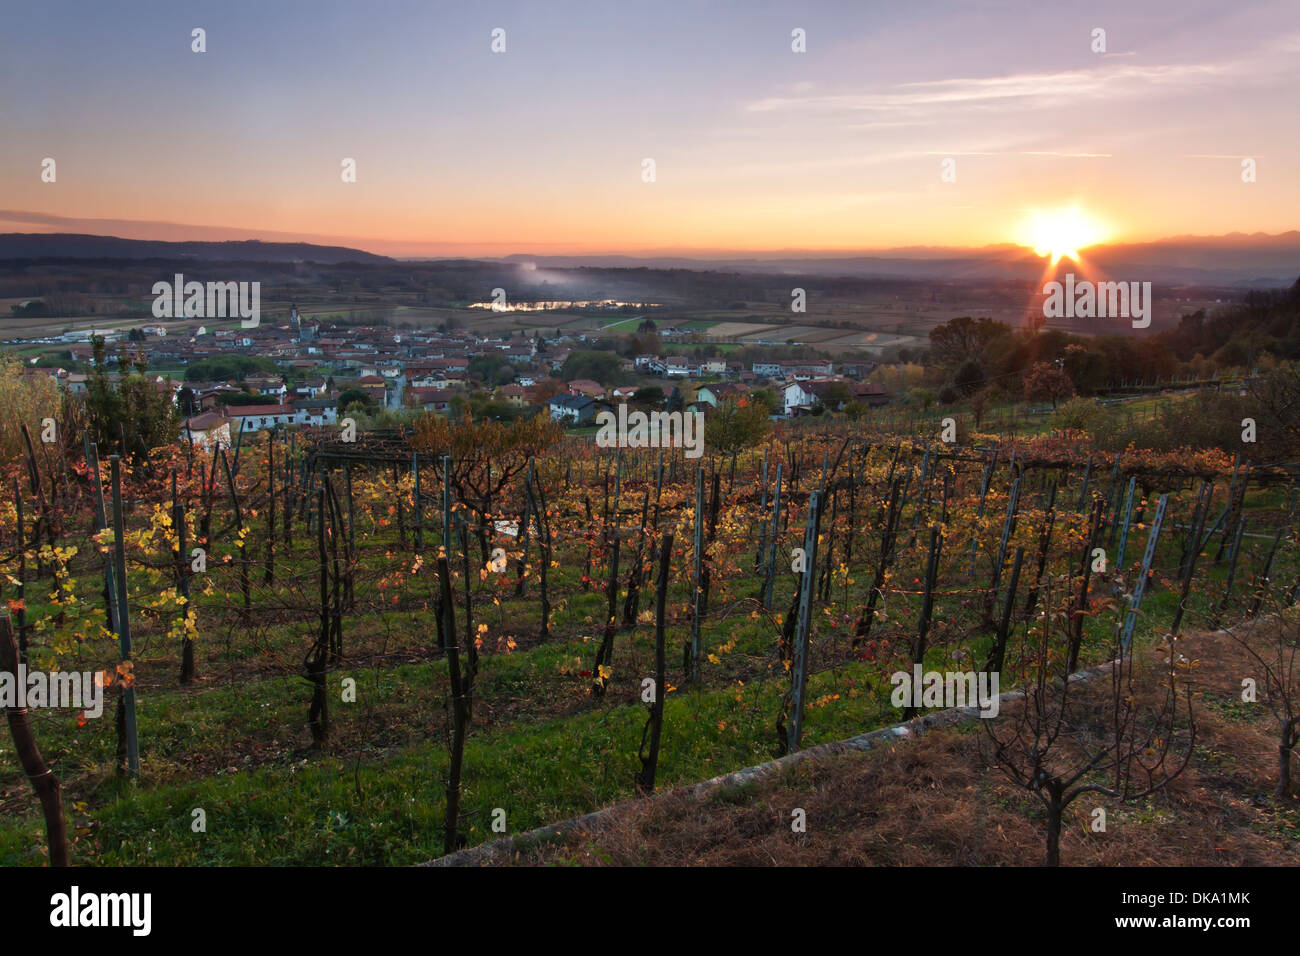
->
<box><xmin>21</xmin><ymin>305</ymin><xmax>891</xmax><ymax>448</ymax></box>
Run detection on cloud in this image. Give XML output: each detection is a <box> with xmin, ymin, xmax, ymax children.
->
<box><xmin>746</xmin><ymin>62</ymin><xmax>1233</xmax><ymax>115</ymax></box>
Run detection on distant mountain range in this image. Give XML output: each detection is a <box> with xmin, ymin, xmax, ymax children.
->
<box><xmin>2</xmin><ymin>231</ymin><xmax>1297</xmax><ymax>287</ymax></box>
<box><xmin>0</xmin><ymin>233</ymin><xmax>390</xmax><ymax>264</ymax></box>
<box><xmin>500</xmin><ymin>232</ymin><xmax>1300</xmax><ymax>288</ymax></box>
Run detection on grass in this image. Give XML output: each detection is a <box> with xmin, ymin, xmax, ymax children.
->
<box><xmin>504</xmin><ymin>625</ymin><xmax>1300</xmax><ymax>867</ymax></box>
<box><xmin>0</xmin><ymin>440</ymin><xmax>1294</xmax><ymax>865</ymax></box>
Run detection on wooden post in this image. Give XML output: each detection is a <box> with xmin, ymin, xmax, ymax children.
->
<box><xmin>1171</xmin><ymin>484</ymin><xmax>1212</xmax><ymax>635</ymax></box>
<box><xmin>12</xmin><ymin>478</ymin><xmax>27</xmax><ymax>655</ymax></box>
<box><xmin>789</xmin><ymin>490</ymin><xmax>823</xmax><ymax>752</ymax></box>
<box><xmin>762</xmin><ymin>463</ymin><xmax>783</xmax><ymax>610</ymax></box>
<box><xmin>1068</xmin><ymin>497</ymin><xmax>1106</xmax><ymax>673</ymax></box>
<box><xmin>441</xmin><ymin>454</ymin><xmax>451</xmax><ymax>555</ymax></box>
<box><xmin>1214</xmin><ymin>516</ymin><xmax>1247</xmax><ymax>624</ymax></box>
<box><xmin>1248</xmin><ymin>528</ymin><xmax>1285</xmax><ymax>618</ymax></box>
<box><xmin>755</xmin><ymin>450</ymin><xmax>769</xmax><ymax>573</ymax></box>
<box><xmin>307</xmin><ymin>488</ymin><xmax>330</xmax><ymax>744</ymax></box>
<box><xmin>988</xmin><ymin>546</ymin><xmax>1025</xmax><ymax>674</ymax></box>
<box><xmin>438</xmin><ymin>553</ymin><xmax>469</xmax><ymax>854</ymax></box>
<box><xmin>173</xmin><ymin>471</ymin><xmax>194</xmax><ymax>683</ymax></box>
<box><xmin>689</xmin><ymin>466</ymin><xmax>704</xmax><ymax>684</ymax></box>
<box><xmin>109</xmin><ymin>456</ymin><xmax>140</xmax><ymax>778</ymax></box>
<box><xmin>412</xmin><ymin>452</ymin><xmax>423</xmax><ymax>555</ymax></box>
<box><xmin>636</xmin><ymin>531</ymin><xmax>674</xmax><ymax>794</ymax></box>
<box><xmin>903</xmin><ymin>526</ymin><xmax>942</xmax><ymax>720</ymax></box>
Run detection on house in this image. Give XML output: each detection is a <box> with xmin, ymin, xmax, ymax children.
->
<box><xmin>196</xmin><ymin>384</ymin><xmax>243</xmax><ymax>411</ymax></box>
<box><xmin>779</xmin><ymin>361</ymin><xmax>835</xmax><ymax>381</ymax></box>
<box><xmin>695</xmin><ymin>386</ymin><xmax>720</xmax><ymax>407</ymax></box>
<box><xmin>696</xmin><ymin>383</ymin><xmax>751</xmax><ymax>407</ymax></box>
<box><xmin>500</xmin><ymin>384</ymin><xmax>529</xmax><ymax>406</ymax></box>
<box><xmin>355</xmin><ymin>375</ymin><xmax>388</xmax><ymax>405</ymax></box>
<box><xmin>180</xmin><ymin>412</ymin><xmax>233</xmax><ymax>450</ymax></box>
<box><xmin>853</xmin><ymin>382</ymin><xmax>890</xmax><ymax>408</ymax></box>
<box><xmin>549</xmin><ymin>394</ymin><xmax>597</xmax><ymax>425</ymax></box>
<box><xmin>406</xmin><ymin>387</ymin><xmax>455</xmax><ymax>413</ymax></box>
<box><xmin>665</xmin><ymin>359</ymin><xmax>695</xmax><ymax>378</ymax></box>
<box><xmin>567</xmin><ymin>379</ymin><xmax>606</xmax><ymax>400</ymax></box>
<box><xmin>225</xmin><ymin>404</ymin><xmax>297</xmax><ymax>432</ymax></box>
<box><xmin>245</xmin><ymin>372</ymin><xmax>286</xmax><ymax>398</ymax></box>
<box><xmin>841</xmin><ymin>361</ymin><xmax>877</xmax><ymax>379</ymax></box>
<box><xmin>752</xmin><ymin>362</ymin><xmax>782</xmax><ymax>378</ymax></box>
<box><xmin>295</xmin><ymin>397</ymin><xmax>339</xmax><ymax>426</ymax></box>
<box><xmin>783</xmin><ymin>381</ymin><xmax>820</xmax><ymax>416</ymax></box>
<box><xmin>501</xmin><ymin>344</ymin><xmax>535</xmax><ymax>364</ymax></box>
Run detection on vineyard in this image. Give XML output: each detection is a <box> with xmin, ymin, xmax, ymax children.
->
<box><xmin>1</xmin><ymin>414</ymin><xmax>1298</xmax><ymax>865</ymax></box>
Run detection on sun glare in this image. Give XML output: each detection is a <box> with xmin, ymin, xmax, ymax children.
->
<box><xmin>1019</xmin><ymin>207</ymin><xmax>1109</xmax><ymax>265</ymax></box>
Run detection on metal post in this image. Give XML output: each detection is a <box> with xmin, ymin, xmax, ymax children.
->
<box><xmin>1120</xmin><ymin>493</ymin><xmax>1168</xmax><ymax>653</ymax></box>
<box><xmin>1114</xmin><ymin>476</ymin><xmax>1137</xmax><ymax>569</ymax></box>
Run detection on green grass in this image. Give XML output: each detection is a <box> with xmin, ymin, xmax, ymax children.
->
<box><xmin>1</xmin><ymin>441</ymin><xmax>1294</xmax><ymax>866</ymax></box>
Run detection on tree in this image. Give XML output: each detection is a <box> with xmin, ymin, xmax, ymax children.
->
<box><xmin>707</xmin><ymin>398</ymin><xmax>771</xmax><ymax>458</ymax></box>
<box><xmin>969</xmin><ymin>387</ymin><xmax>991</xmax><ymax>429</ymax></box>
<box><xmin>560</xmin><ymin>351</ymin><xmax>630</xmax><ymax>387</ymax></box>
<box><xmin>1217</xmin><ymin>600</ymin><xmax>1300</xmax><ymax>799</ymax></box>
<box><xmin>0</xmin><ymin>354</ymin><xmax>61</xmax><ymax>463</ymax></box>
<box><xmin>633</xmin><ymin>385</ymin><xmax>665</xmax><ymax>408</ymax></box>
<box><xmin>85</xmin><ymin>336</ymin><xmax>180</xmax><ymax>461</ymax></box>
<box><xmin>183</xmin><ymin>355</ymin><xmax>279</xmax><ymax>383</ymax></box>
<box><xmin>821</xmin><ymin>382</ymin><xmax>852</xmax><ymax>409</ymax></box>
<box><xmin>986</xmin><ymin>587</ymin><xmax>1195</xmax><ymax>865</ymax></box>
<box><xmin>908</xmin><ymin>387</ymin><xmax>936</xmax><ymax>413</ymax></box>
<box><xmin>929</xmin><ymin>316</ymin><xmax>1012</xmax><ymax>371</ymax></box>
<box><xmin>953</xmin><ymin>357</ymin><xmax>986</xmax><ymax>395</ymax></box>
<box><xmin>337</xmin><ymin>388</ymin><xmax>371</xmax><ymax>410</ymax></box>
<box><xmin>1023</xmin><ymin>361</ymin><xmax>1075</xmax><ymax>409</ymax></box>
<box><xmin>749</xmin><ymin>388</ymin><xmax>779</xmax><ymax>416</ymax></box>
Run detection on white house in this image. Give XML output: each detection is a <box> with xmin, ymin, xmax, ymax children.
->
<box><xmin>783</xmin><ymin>382</ymin><xmax>818</xmax><ymax>416</ymax></box>
<box><xmin>549</xmin><ymin>394</ymin><xmax>597</xmax><ymax>424</ymax></box>
<box><xmin>225</xmin><ymin>404</ymin><xmax>298</xmax><ymax>432</ymax></box>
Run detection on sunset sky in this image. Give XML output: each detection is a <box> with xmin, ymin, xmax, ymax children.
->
<box><xmin>2</xmin><ymin>0</ymin><xmax>1297</xmax><ymax>258</ymax></box>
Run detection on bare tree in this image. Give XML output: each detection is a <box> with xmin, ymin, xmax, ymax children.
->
<box><xmin>1214</xmin><ymin>599</ymin><xmax>1300</xmax><ymax>800</ymax></box>
<box><xmin>986</xmin><ymin>586</ymin><xmax>1196</xmax><ymax>865</ymax></box>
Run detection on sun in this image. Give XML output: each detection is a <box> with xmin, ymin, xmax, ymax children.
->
<box><xmin>1018</xmin><ymin>206</ymin><xmax>1109</xmax><ymax>266</ymax></box>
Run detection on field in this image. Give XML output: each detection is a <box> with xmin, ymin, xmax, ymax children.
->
<box><xmin>1</xmin><ymin>416</ymin><xmax>1297</xmax><ymax>866</ymax></box>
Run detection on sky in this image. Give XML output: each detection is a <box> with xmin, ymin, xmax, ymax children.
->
<box><xmin>1</xmin><ymin>0</ymin><xmax>1297</xmax><ymax>257</ymax></box>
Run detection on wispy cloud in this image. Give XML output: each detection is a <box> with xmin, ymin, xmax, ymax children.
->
<box><xmin>747</xmin><ymin>62</ymin><xmax>1233</xmax><ymax>114</ymax></box>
